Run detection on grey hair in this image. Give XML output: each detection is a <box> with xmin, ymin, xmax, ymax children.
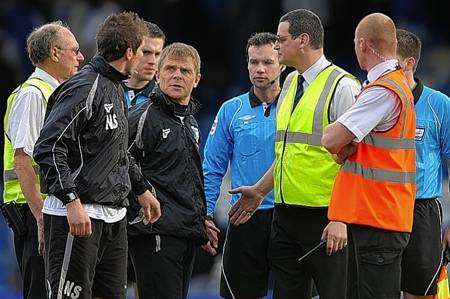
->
<box><xmin>26</xmin><ymin>21</ymin><xmax>67</xmax><ymax>65</ymax></box>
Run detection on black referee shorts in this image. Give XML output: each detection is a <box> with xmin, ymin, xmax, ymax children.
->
<box><xmin>220</xmin><ymin>209</ymin><xmax>273</xmax><ymax>299</ymax></box>
<box><xmin>401</xmin><ymin>199</ymin><xmax>442</xmax><ymax>296</ymax></box>
<box><xmin>44</xmin><ymin>214</ymin><xmax>128</xmax><ymax>299</ymax></box>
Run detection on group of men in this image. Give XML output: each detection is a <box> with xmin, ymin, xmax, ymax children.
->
<box><xmin>2</xmin><ymin>7</ymin><xmax>450</xmax><ymax>299</ymax></box>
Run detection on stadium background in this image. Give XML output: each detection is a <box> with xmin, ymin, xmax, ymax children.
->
<box><xmin>0</xmin><ymin>0</ymin><xmax>449</xmax><ymax>298</ymax></box>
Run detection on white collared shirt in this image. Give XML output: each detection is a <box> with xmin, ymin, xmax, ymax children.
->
<box><xmin>337</xmin><ymin>59</ymin><xmax>401</xmax><ymax>142</ymax></box>
<box><xmin>278</xmin><ymin>55</ymin><xmax>361</xmax><ymax>122</ymax></box>
<box><xmin>7</xmin><ymin>67</ymin><xmax>59</xmax><ymax>157</ymax></box>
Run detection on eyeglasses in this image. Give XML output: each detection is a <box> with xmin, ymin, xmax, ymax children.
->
<box><xmin>56</xmin><ymin>46</ymin><xmax>80</xmax><ymax>55</ymax></box>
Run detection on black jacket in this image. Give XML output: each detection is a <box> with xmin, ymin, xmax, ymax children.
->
<box><xmin>127</xmin><ymin>87</ymin><xmax>208</xmax><ymax>244</ymax></box>
<box><xmin>33</xmin><ymin>56</ymin><xmax>150</xmax><ymax>206</ymax></box>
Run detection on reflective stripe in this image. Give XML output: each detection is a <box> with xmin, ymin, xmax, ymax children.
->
<box><xmin>378</xmin><ymin>78</ymin><xmax>410</xmax><ymax>138</ymax></box>
<box><xmin>3</xmin><ymin>165</ymin><xmax>40</xmax><ymax>181</ymax></box>
<box><xmin>312</xmin><ymin>68</ymin><xmax>345</xmax><ymax>135</ymax></box>
<box><xmin>277</xmin><ymin>71</ymin><xmax>296</xmax><ymax>114</ymax></box>
<box><xmin>276</xmin><ymin>130</ymin><xmax>322</xmax><ymax>146</ymax></box>
<box><xmin>342</xmin><ymin>160</ymin><xmax>415</xmax><ymax>183</ymax></box>
<box><xmin>277</xmin><ymin>67</ymin><xmax>345</xmax><ymax>146</ymax></box>
<box><xmin>362</xmin><ymin>135</ymin><xmax>415</xmax><ymax>149</ymax></box>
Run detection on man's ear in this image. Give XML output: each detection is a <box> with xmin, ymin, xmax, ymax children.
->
<box><xmin>297</xmin><ymin>33</ymin><xmax>310</xmax><ymax>50</ymax></box>
<box><xmin>406</xmin><ymin>57</ymin><xmax>417</xmax><ymax>72</ymax></box>
<box><xmin>125</xmin><ymin>47</ymin><xmax>134</xmax><ymax>61</ymax></box>
<box><xmin>50</xmin><ymin>47</ymin><xmax>59</xmax><ymax>62</ymax></box>
<box><xmin>193</xmin><ymin>73</ymin><xmax>201</xmax><ymax>88</ymax></box>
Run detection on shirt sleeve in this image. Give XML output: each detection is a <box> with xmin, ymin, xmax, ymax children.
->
<box><xmin>329</xmin><ymin>76</ymin><xmax>361</xmax><ymax>121</ymax></box>
<box><xmin>336</xmin><ymin>86</ymin><xmax>400</xmax><ymax>142</ymax></box>
<box><xmin>7</xmin><ymin>87</ymin><xmax>46</xmax><ymax>157</ymax></box>
<box><xmin>438</xmin><ymin>93</ymin><xmax>450</xmax><ymax>159</ymax></box>
<box><xmin>202</xmin><ymin>102</ymin><xmax>234</xmax><ymax>216</ymax></box>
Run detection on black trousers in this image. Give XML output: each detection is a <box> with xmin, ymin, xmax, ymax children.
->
<box><xmin>347</xmin><ymin>224</ymin><xmax>410</xmax><ymax>299</ymax></box>
<box><xmin>44</xmin><ymin>214</ymin><xmax>128</xmax><ymax>299</ymax></box>
<box><xmin>13</xmin><ymin>204</ymin><xmax>46</xmax><ymax>299</ymax></box>
<box><xmin>129</xmin><ymin>234</ymin><xmax>197</xmax><ymax>299</ymax></box>
<box><xmin>269</xmin><ymin>205</ymin><xmax>347</xmax><ymax>299</ymax></box>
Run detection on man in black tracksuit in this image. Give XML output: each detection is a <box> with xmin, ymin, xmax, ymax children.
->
<box><xmin>127</xmin><ymin>42</ymin><xmax>218</xmax><ymax>299</ymax></box>
<box><xmin>33</xmin><ymin>13</ymin><xmax>160</xmax><ymax>299</ymax></box>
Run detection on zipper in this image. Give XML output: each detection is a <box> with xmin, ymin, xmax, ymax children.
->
<box><xmin>178</xmin><ymin>117</ymin><xmax>203</xmax><ymax>217</ymax></box>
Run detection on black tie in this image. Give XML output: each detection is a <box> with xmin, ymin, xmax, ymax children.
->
<box><xmin>292</xmin><ymin>75</ymin><xmax>305</xmax><ymax>111</ymax></box>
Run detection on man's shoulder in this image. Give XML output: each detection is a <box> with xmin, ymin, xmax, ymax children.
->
<box><xmin>422</xmin><ymin>85</ymin><xmax>450</xmax><ymax>105</ymax></box>
<box><xmin>219</xmin><ymin>93</ymin><xmax>249</xmax><ymax>114</ymax></box>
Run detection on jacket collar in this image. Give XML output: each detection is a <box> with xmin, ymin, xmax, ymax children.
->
<box><xmin>150</xmin><ymin>86</ymin><xmax>201</xmax><ymax>116</ymax></box>
<box><xmin>412</xmin><ymin>77</ymin><xmax>424</xmax><ymax>105</ymax></box>
<box><xmin>122</xmin><ymin>79</ymin><xmax>156</xmax><ymax>97</ymax></box>
<box><xmin>249</xmin><ymin>87</ymin><xmax>278</xmax><ymax>108</ymax></box>
<box><xmin>89</xmin><ymin>55</ymin><xmax>129</xmax><ymax>82</ymax></box>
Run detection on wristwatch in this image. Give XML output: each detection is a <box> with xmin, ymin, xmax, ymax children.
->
<box><xmin>63</xmin><ymin>191</ymin><xmax>79</xmax><ymax>205</ymax></box>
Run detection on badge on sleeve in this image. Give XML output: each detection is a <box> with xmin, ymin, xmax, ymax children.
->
<box><xmin>415</xmin><ymin>127</ymin><xmax>425</xmax><ymax>141</ymax></box>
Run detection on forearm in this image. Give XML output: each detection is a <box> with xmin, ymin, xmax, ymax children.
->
<box><xmin>14</xmin><ymin>152</ymin><xmax>43</xmax><ymax>219</ymax></box>
<box><xmin>254</xmin><ymin>162</ymin><xmax>275</xmax><ymax>197</ymax></box>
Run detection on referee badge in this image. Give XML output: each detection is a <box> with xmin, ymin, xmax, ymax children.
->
<box><xmin>415</xmin><ymin>127</ymin><xmax>425</xmax><ymax>141</ymax></box>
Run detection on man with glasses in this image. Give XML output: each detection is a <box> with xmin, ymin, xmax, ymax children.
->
<box><xmin>229</xmin><ymin>9</ymin><xmax>360</xmax><ymax>298</ymax></box>
<box><xmin>2</xmin><ymin>21</ymin><xmax>83</xmax><ymax>299</ymax></box>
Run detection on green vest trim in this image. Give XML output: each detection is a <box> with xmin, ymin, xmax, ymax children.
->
<box><xmin>274</xmin><ymin>65</ymin><xmax>356</xmax><ymax>207</ymax></box>
<box><xmin>3</xmin><ymin>77</ymin><xmax>54</xmax><ymax>204</ymax></box>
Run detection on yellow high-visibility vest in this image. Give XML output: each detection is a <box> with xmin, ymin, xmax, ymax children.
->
<box><xmin>3</xmin><ymin>77</ymin><xmax>54</xmax><ymax>204</ymax></box>
<box><xmin>274</xmin><ymin>65</ymin><xmax>356</xmax><ymax>207</ymax></box>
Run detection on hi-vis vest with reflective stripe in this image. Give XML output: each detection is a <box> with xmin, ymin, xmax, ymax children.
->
<box><xmin>3</xmin><ymin>77</ymin><xmax>54</xmax><ymax>204</ymax></box>
<box><xmin>328</xmin><ymin>69</ymin><xmax>416</xmax><ymax>232</ymax></box>
<box><xmin>274</xmin><ymin>65</ymin><xmax>353</xmax><ymax>207</ymax></box>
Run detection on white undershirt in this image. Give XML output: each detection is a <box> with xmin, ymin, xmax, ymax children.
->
<box><xmin>43</xmin><ymin>195</ymin><xmax>127</xmax><ymax>223</ymax></box>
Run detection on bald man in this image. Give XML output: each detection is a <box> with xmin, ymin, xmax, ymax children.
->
<box><xmin>322</xmin><ymin>13</ymin><xmax>416</xmax><ymax>298</ymax></box>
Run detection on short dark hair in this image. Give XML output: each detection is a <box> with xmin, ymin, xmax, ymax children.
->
<box><xmin>147</xmin><ymin>22</ymin><xmax>165</xmax><ymax>41</ymax></box>
<box><xmin>396</xmin><ymin>29</ymin><xmax>421</xmax><ymax>68</ymax></box>
<box><xmin>246</xmin><ymin>32</ymin><xmax>278</xmax><ymax>60</ymax></box>
<box><xmin>96</xmin><ymin>11</ymin><xmax>149</xmax><ymax>62</ymax></box>
<box><xmin>279</xmin><ymin>9</ymin><xmax>324</xmax><ymax>49</ymax></box>
<box><xmin>158</xmin><ymin>42</ymin><xmax>201</xmax><ymax>75</ymax></box>
<box><xmin>27</xmin><ymin>21</ymin><xmax>68</xmax><ymax>65</ymax></box>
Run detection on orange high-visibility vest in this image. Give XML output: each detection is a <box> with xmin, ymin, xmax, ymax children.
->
<box><xmin>328</xmin><ymin>69</ymin><xmax>416</xmax><ymax>232</ymax></box>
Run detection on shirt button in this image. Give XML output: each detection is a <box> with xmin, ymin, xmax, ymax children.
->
<box><xmin>377</xmin><ymin>256</ymin><xmax>384</xmax><ymax>264</ymax></box>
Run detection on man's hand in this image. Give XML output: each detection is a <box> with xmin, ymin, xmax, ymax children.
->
<box><xmin>205</xmin><ymin>219</ymin><xmax>220</xmax><ymax>255</ymax></box>
<box><xmin>66</xmin><ymin>199</ymin><xmax>91</xmax><ymax>237</ymax></box>
<box><xmin>228</xmin><ymin>186</ymin><xmax>264</xmax><ymax>226</ymax></box>
<box><xmin>137</xmin><ymin>190</ymin><xmax>161</xmax><ymax>225</ymax></box>
<box><xmin>202</xmin><ymin>242</ymin><xmax>218</xmax><ymax>256</ymax></box>
<box><xmin>37</xmin><ymin>215</ymin><xmax>45</xmax><ymax>256</ymax></box>
<box><xmin>321</xmin><ymin>221</ymin><xmax>347</xmax><ymax>256</ymax></box>
<box><xmin>333</xmin><ymin>142</ymin><xmax>358</xmax><ymax>164</ymax></box>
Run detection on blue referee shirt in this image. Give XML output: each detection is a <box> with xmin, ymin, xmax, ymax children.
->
<box><xmin>413</xmin><ymin>79</ymin><xmax>450</xmax><ymax>199</ymax></box>
<box><xmin>203</xmin><ymin>89</ymin><xmax>277</xmax><ymax>216</ymax></box>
